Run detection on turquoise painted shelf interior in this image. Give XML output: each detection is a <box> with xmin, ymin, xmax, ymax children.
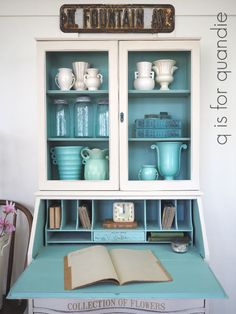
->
<box><xmin>128</xmin><ymin>51</ymin><xmax>191</xmax><ymax>90</ymax></box>
<box><xmin>44</xmin><ymin>199</ymin><xmax>193</xmax><ymax>245</ymax></box>
<box><xmin>127</xmin><ymin>51</ymin><xmax>191</xmax><ymax>181</ymax></box>
<box><xmin>45</xmin><ymin>51</ymin><xmax>110</xmax><ymax>181</ymax></box>
<box><xmin>46</xmin><ymin>51</ymin><xmax>109</xmax><ymax>90</ymax></box>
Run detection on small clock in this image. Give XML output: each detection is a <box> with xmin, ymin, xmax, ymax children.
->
<box><xmin>113</xmin><ymin>202</ymin><xmax>135</xmax><ymax>222</ymax></box>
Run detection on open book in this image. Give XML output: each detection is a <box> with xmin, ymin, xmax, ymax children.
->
<box><xmin>64</xmin><ymin>245</ymin><xmax>172</xmax><ymax>290</ymax></box>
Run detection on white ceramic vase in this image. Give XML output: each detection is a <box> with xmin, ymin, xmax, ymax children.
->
<box><xmin>134</xmin><ymin>61</ymin><xmax>155</xmax><ymax>90</ymax></box>
<box><xmin>72</xmin><ymin>62</ymin><xmax>89</xmax><ymax>90</ymax></box>
<box><xmin>84</xmin><ymin>68</ymin><xmax>103</xmax><ymax>91</ymax></box>
<box><xmin>152</xmin><ymin>59</ymin><xmax>178</xmax><ymax>90</ymax></box>
<box><xmin>55</xmin><ymin>68</ymin><xmax>75</xmax><ymax>91</ymax></box>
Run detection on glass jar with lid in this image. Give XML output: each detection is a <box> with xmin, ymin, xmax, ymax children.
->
<box><xmin>96</xmin><ymin>99</ymin><xmax>109</xmax><ymax>137</ymax></box>
<box><xmin>74</xmin><ymin>96</ymin><xmax>93</xmax><ymax>137</ymax></box>
<box><xmin>53</xmin><ymin>99</ymin><xmax>70</xmax><ymax>137</ymax></box>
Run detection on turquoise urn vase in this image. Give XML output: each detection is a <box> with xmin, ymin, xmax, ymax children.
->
<box><xmin>151</xmin><ymin>142</ymin><xmax>187</xmax><ymax>180</ymax></box>
<box><xmin>138</xmin><ymin>165</ymin><xmax>158</xmax><ymax>180</ymax></box>
<box><xmin>81</xmin><ymin>148</ymin><xmax>109</xmax><ymax>180</ymax></box>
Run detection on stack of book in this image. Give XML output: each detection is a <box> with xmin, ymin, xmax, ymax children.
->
<box><xmin>135</xmin><ymin>113</ymin><xmax>182</xmax><ymax>138</ymax></box>
<box><xmin>148</xmin><ymin>232</ymin><xmax>185</xmax><ymax>243</ymax></box>
<box><xmin>78</xmin><ymin>206</ymin><xmax>91</xmax><ymax>229</ymax></box>
<box><xmin>162</xmin><ymin>205</ymin><xmax>176</xmax><ymax>229</ymax></box>
<box><xmin>49</xmin><ymin>205</ymin><xmax>61</xmax><ymax>229</ymax></box>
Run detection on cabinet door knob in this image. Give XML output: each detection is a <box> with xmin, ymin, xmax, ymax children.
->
<box><xmin>120</xmin><ymin>112</ymin><xmax>124</xmax><ymax>123</ymax></box>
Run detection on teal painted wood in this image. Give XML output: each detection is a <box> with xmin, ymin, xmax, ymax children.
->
<box><xmin>46</xmin><ymin>51</ymin><xmax>109</xmax><ymax>91</ymax></box>
<box><xmin>47</xmin><ymin>232</ymin><xmax>92</xmax><ymax>243</ymax></box>
<box><xmin>192</xmin><ymin>200</ymin><xmax>205</xmax><ymax>258</ymax></box>
<box><xmin>129</xmin><ymin>138</ymin><xmax>190</xmax><ymax>141</ymax></box>
<box><xmin>128</xmin><ymin>90</ymin><xmax>190</xmax><ymax>96</ymax></box>
<box><xmin>44</xmin><ymin>199</ymin><xmax>197</xmax><ymax>245</ymax></box>
<box><xmin>47</xmin><ymin>90</ymin><xmax>109</xmax><ymax>95</ymax></box>
<box><xmin>48</xmin><ymin>138</ymin><xmax>109</xmax><ymax>141</ymax></box>
<box><xmin>128</xmin><ymin>51</ymin><xmax>191</xmax><ymax>90</ymax></box>
<box><xmin>145</xmin><ymin>200</ymin><xmax>161</xmax><ymax>230</ymax></box>
<box><xmin>127</xmin><ymin>93</ymin><xmax>191</xmax><ymax>181</ymax></box>
<box><xmin>93</xmin><ymin>231</ymin><xmax>145</xmax><ymax>242</ymax></box>
<box><xmin>32</xmin><ymin>201</ymin><xmax>45</xmax><ymax>258</ymax></box>
<box><xmin>8</xmin><ymin>244</ymin><xmax>226</xmax><ymax>300</ymax></box>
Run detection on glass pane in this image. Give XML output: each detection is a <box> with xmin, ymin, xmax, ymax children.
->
<box><xmin>45</xmin><ymin>51</ymin><xmax>110</xmax><ymax>181</ymax></box>
<box><xmin>127</xmin><ymin>50</ymin><xmax>191</xmax><ymax>181</ymax></box>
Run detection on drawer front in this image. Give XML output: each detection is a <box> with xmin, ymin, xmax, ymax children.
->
<box><xmin>33</xmin><ymin>298</ymin><xmax>206</xmax><ymax>313</ymax></box>
<box><xmin>93</xmin><ymin>231</ymin><xmax>145</xmax><ymax>242</ymax></box>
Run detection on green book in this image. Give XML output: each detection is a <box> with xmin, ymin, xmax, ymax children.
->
<box><xmin>150</xmin><ymin>232</ymin><xmax>184</xmax><ymax>238</ymax></box>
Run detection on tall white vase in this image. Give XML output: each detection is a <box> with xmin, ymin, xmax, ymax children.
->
<box><xmin>72</xmin><ymin>62</ymin><xmax>89</xmax><ymax>90</ymax></box>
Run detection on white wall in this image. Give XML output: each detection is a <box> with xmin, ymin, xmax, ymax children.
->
<box><xmin>0</xmin><ymin>1</ymin><xmax>235</xmax><ymax>313</ymax></box>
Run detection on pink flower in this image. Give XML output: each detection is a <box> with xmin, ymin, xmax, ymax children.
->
<box><xmin>2</xmin><ymin>201</ymin><xmax>16</xmax><ymax>214</ymax></box>
<box><xmin>0</xmin><ymin>201</ymin><xmax>16</xmax><ymax>237</ymax></box>
<box><xmin>4</xmin><ymin>220</ymin><xmax>16</xmax><ymax>234</ymax></box>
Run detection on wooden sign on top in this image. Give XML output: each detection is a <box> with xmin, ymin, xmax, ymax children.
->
<box><xmin>60</xmin><ymin>4</ymin><xmax>175</xmax><ymax>33</ymax></box>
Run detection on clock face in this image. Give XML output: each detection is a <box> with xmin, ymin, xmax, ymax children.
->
<box><xmin>113</xmin><ymin>202</ymin><xmax>134</xmax><ymax>222</ymax></box>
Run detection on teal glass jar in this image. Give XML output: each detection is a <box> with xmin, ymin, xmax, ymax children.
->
<box><xmin>53</xmin><ymin>99</ymin><xmax>70</xmax><ymax>137</ymax></box>
<box><xmin>74</xmin><ymin>96</ymin><xmax>93</xmax><ymax>137</ymax></box>
<box><xmin>96</xmin><ymin>99</ymin><xmax>109</xmax><ymax>137</ymax></box>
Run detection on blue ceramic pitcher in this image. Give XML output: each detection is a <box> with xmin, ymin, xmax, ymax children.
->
<box><xmin>151</xmin><ymin>142</ymin><xmax>187</xmax><ymax>180</ymax></box>
<box><xmin>81</xmin><ymin>148</ymin><xmax>109</xmax><ymax>180</ymax></box>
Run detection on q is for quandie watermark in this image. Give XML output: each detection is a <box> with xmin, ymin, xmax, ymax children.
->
<box><xmin>210</xmin><ymin>12</ymin><xmax>232</xmax><ymax>145</ymax></box>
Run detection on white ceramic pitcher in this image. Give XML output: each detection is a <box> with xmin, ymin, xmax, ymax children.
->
<box><xmin>84</xmin><ymin>68</ymin><xmax>103</xmax><ymax>91</ymax></box>
<box><xmin>55</xmin><ymin>68</ymin><xmax>75</xmax><ymax>91</ymax></box>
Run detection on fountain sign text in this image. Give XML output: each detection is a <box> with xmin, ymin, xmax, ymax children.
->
<box><xmin>60</xmin><ymin>4</ymin><xmax>175</xmax><ymax>33</ymax></box>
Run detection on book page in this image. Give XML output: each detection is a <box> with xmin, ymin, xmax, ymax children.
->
<box><xmin>67</xmin><ymin>245</ymin><xmax>119</xmax><ymax>289</ymax></box>
<box><xmin>109</xmin><ymin>248</ymin><xmax>172</xmax><ymax>285</ymax></box>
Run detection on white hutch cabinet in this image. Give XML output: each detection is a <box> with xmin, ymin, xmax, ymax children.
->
<box><xmin>9</xmin><ymin>39</ymin><xmax>225</xmax><ymax>314</ymax></box>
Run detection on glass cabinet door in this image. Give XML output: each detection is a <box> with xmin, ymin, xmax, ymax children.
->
<box><xmin>119</xmin><ymin>40</ymin><xmax>200</xmax><ymax>190</ymax></box>
<box><xmin>37</xmin><ymin>40</ymin><xmax>119</xmax><ymax>190</ymax></box>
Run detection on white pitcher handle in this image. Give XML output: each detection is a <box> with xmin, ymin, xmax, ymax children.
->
<box><xmin>134</xmin><ymin>71</ymin><xmax>139</xmax><ymax>79</ymax></box>
<box><xmin>84</xmin><ymin>74</ymin><xmax>88</xmax><ymax>81</ymax></box>
<box><xmin>55</xmin><ymin>74</ymin><xmax>60</xmax><ymax>89</ymax></box>
<box><xmin>138</xmin><ymin>169</ymin><xmax>142</xmax><ymax>180</ymax></box>
<box><xmin>150</xmin><ymin>71</ymin><xmax>154</xmax><ymax>79</ymax></box>
<box><xmin>97</xmin><ymin>73</ymin><xmax>103</xmax><ymax>83</ymax></box>
<box><xmin>155</xmin><ymin>170</ymin><xmax>159</xmax><ymax>180</ymax></box>
<box><xmin>69</xmin><ymin>73</ymin><xmax>75</xmax><ymax>89</ymax></box>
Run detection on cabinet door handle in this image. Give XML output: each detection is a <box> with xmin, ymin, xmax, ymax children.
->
<box><xmin>120</xmin><ymin>112</ymin><xmax>124</xmax><ymax>123</ymax></box>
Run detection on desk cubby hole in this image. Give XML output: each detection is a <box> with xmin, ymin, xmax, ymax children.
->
<box><xmin>161</xmin><ymin>200</ymin><xmax>177</xmax><ymax>230</ymax></box>
<box><xmin>46</xmin><ymin>200</ymin><xmax>62</xmax><ymax>230</ymax></box>
<box><xmin>176</xmin><ymin>200</ymin><xmax>193</xmax><ymax>231</ymax></box>
<box><xmin>60</xmin><ymin>200</ymin><xmax>78</xmax><ymax>230</ymax></box>
<box><xmin>145</xmin><ymin>200</ymin><xmax>161</xmax><ymax>230</ymax></box>
<box><xmin>92</xmin><ymin>199</ymin><xmax>145</xmax><ymax>230</ymax></box>
<box><xmin>46</xmin><ymin>231</ymin><xmax>92</xmax><ymax>244</ymax></box>
<box><xmin>77</xmin><ymin>200</ymin><xmax>92</xmax><ymax>230</ymax></box>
